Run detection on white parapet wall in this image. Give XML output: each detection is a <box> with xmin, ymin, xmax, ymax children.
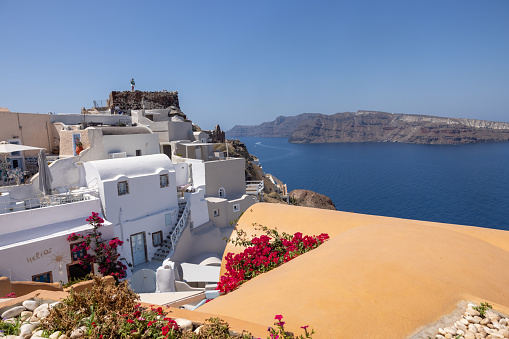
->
<box><xmin>0</xmin><ymin>196</ymin><xmax>102</xmax><ymax>238</ymax></box>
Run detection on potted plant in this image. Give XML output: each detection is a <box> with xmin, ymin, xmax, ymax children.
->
<box><xmin>75</xmin><ymin>137</ymin><xmax>84</xmax><ymax>155</ymax></box>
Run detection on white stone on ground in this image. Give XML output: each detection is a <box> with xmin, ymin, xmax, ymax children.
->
<box><xmin>433</xmin><ymin>303</ymin><xmax>509</xmax><ymax>339</ymax></box>
<box><xmin>174</xmin><ymin>318</ymin><xmax>193</xmax><ymax>331</ymax></box>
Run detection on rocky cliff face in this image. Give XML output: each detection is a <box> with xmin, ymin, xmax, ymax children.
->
<box><xmin>289</xmin><ymin>189</ymin><xmax>336</xmax><ymax>210</ymax></box>
<box><xmin>228</xmin><ymin>111</ymin><xmax>509</xmax><ymax>144</ymax></box>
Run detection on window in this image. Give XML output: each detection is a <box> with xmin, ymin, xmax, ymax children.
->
<box><xmin>68</xmin><ymin>244</ymin><xmax>92</xmax><ymax>280</ymax></box>
<box><xmin>233</xmin><ymin>204</ymin><xmax>240</xmax><ymax>212</ymax></box>
<box><xmin>70</xmin><ymin>243</ymin><xmax>86</xmax><ymax>263</ymax></box>
<box><xmin>213</xmin><ymin>209</ymin><xmax>220</xmax><ymax>217</ymax></box>
<box><xmin>136</xmin><ymin>149</ymin><xmax>141</xmax><ymax>156</ymax></box>
<box><xmin>165</xmin><ymin>213</ymin><xmax>173</xmax><ymax>226</ymax></box>
<box><xmin>218</xmin><ymin>187</ymin><xmax>225</xmax><ymax>198</ymax></box>
<box><xmin>118</xmin><ymin>181</ymin><xmax>129</xmax><ymax>195</ymax></box>
<box><xmin>160</xmin><ymin>174</ymin><xmax>169</xmax><ymax>188</ymax></box>
<box><xmin>152</xmin><ymin>231</ymin><xmax>163</xmax><ymax>247</ymax></box>
<box><xmin>32</xmin><ymin>271</ymin><xmax>53</xmax><ymax>283</ymax></box>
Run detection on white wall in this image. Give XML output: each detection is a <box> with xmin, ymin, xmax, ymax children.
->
<box><xmin>96</xmin><ymin>170</ymin><xmax>177</xmax><ymax>223</ymax></box>
<box><xmin>185</xmin><ymin>159</ymin><xmax>206</xmax><ymax>188</ymax></box>
<box><xmin>173</xmin><ymin>163</ymin><xmax>189</xmax><ymax>186</ymax></box>
<box><xmin>50</xmin><ymin>114</ymin><xmax>131</xmax><ymax>126</ymax></box>
<box><xmin>206</xmin><ymin>194</ymin><xmax>256</xmax><ymax>229</ymax></box>
<box><xmin>0</xmin><ymin>222</ymin><xmax>114</xmax><ymax>284</ymax></box>
<box><xmin>102</xmin><ymin>134</ymin><xmax>160</xmax><ymax>158</ymax></box>
<box><xmin>204</xmin><ymin>158</ymin><xmax>246</xmax><ymax>199</ymax></box>
<box><xmin>186</xmin><ymin>188</ymin><xmax>209</xmax><ymax>228</ymax></box>
<box><xmin>0</xmin><ymin>198</ymin><xmax>102</xmax><ymax>239</ymax></box>
<box><xmin>170</xmin><ymin>221</ymin><xmax>235</xmax><ymax>265</ymax></box>
<box><xmin>168</xmin><ymin>121</ymin><xmax>193</xmax><ymax>141</ymax></box>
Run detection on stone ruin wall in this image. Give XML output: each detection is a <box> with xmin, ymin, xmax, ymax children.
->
<box><xmin>107</xmin><ymin>91</ymin><xmax>180</xmax><ymax>111</ymax></box>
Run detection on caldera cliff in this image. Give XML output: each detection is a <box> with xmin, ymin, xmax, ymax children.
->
<box><xmin>228</xmin><ymin>111</ymin><xmax>509</xmax><ymax>144</ymax></box>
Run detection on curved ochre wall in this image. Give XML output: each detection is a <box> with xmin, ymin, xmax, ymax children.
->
<box><xmin>199</xmin><ymin>203</ymin><xmax>509</xmax><ymax>338</ymax></box>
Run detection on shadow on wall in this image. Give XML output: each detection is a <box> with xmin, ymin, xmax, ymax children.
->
<box><xmin>170</xmin><ymin>222</ymin><xmax>235</xmax><ymax>264</ymax></box>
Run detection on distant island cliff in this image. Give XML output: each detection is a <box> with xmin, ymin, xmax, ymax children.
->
<box><xmin>227</xmin><ymin>111</ymin><xmax>509</xmax><ymax>144</ymax></box>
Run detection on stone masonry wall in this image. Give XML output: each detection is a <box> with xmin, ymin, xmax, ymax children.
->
<box><xmin>107</xmin><ymin>91</ymin><xmax>180</xmax><ymax>111</ymax></box>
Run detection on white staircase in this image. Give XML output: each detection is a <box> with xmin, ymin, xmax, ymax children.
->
<box><xmin>152</xmin><ymin>199</ymin><xmax>191</xmax><ymax>261</ymax></box>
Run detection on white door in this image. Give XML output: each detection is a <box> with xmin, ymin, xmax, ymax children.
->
<box><xmin>131</xmin><ymin>233</ymin><xmax>147</xmax><ymax>266</ymax></box>
<box><xmin>195</xmin><ymin>146</ymin><xmax>202</xmax><ymax>160</ymax></box>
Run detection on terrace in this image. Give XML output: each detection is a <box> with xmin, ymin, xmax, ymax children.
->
<box><xmin>0</xmin><ymin>187</ymin><xmax>99</xmax><ymax>215</ymax></box>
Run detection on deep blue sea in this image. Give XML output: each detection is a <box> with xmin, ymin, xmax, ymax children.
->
<box><xmin>238</xmin><ymin>137</ymin><xmax>509</xmax><ymax>231</ymax></box>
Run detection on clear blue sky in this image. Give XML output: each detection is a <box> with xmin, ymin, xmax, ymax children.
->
<box><xmin>1</xmin><ymin>0</ymin><xmax>508</xmax><ymax>130</ymax></box>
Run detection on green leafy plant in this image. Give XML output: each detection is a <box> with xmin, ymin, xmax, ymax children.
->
<box><xmin>473</xmin><ymin>302</ymin><xmax>493</xmax><ymax>318</ymax></box>
<box><xmin>0</xmin><ymin>315</ymin><xmax>29</xmax><ymax>335</ymax></box>
<box><xmin>61</xmin><ymin>273</ymin><xmax>94</xmax><ymax>288</ymax></box>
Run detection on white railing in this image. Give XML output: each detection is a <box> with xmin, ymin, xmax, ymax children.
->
<box><xmin>170</xmin><ymin>198</ymin><xmax>191</xmax><ymax>251</ymax></box>
<box><xmin>0</xmin><ymin>188</ymin><xmax>99</xmax><ymax>214</ymax></box>
<box><xmin>0</xmin><ymin>264</ymin><xmax>29</xmax><ymax>281</ymax></box>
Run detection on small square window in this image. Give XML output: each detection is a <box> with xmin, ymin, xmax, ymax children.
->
<box><xmin>233</xmin><ymin>204</ymin><xmax>240</xmax><ymax>212</ymax></box>
<box><xmin>152</xmin><ymin>231</ymin><xmax>163</xmax><ymax>247</ymax></box>
<box><xmin>118</xmin><ymin>181</ymin><xmax>129</xmax><ymax>195</ymax></box>
<box><xmin>213</xmin><ymin>209</ymin><xmax>220</xmax><ymax>217</ymax></box>
<box><xmin>32</xmin><ymin>271</ymin><xmax>53</xmax><ymax>283</ymax></box>
<box><xmin>70</xmin><ymin>243</ymin><xmax>86</xmax><ymax>263</ymax></box>
<box><xmin>160</xmin><ymin>174</ymin><xmax>169</xmax><ymax>188</ymax></box>
<box><xmin>136</xmin><ymin>149</ymin><xmax>141</xmax><ymax>156</ymax></box>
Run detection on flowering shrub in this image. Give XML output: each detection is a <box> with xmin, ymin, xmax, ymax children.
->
<box><xmin>39</xmin><ymin>275</ymin><xmax>317</xmax><ymax>338</ymax></box>
<box><xmin>217</xmin><ymin>224</ymin><xmax>329</xmax><ymax>293</ymax></box>
<box><xmin>67</xmin><ymin>212</ymin><xmax>127</xmax><ymax>279</ymax></box>
<box><xmin>119</xmin><ymin>304</ymin><xmax>180</xmax><ymax>338</ymax></box>
<box><xmin>268</xmin><ymin>315</ymin><xmax>314</xmax><ymax>339</ymax></box>
<box><xmin>2</xmin><ymin>292</ymin><xmax>16</xmax><ymax>298</ymax></box>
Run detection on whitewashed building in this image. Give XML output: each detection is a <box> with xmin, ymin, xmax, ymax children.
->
<box><xmin>0</xmin><ymin>187</ymin><xmax>112</xmax><ymax>284</ymax></box>
<box><xmin>0</xmin><ymin>96</ymin><xmax>257</xmax><ymax>290</ymax></box>
<box><xmin>84</xmin><ymin>154</ymin><xmax>180</xmax><ymax>267</ymax></box>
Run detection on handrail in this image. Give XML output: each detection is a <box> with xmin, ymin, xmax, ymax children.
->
<box><xmin>170</xmin><ymin>198</ymin><xmax>191</xmax><ymax>251</ymax></box>
<box><xmin>0</xmin><ymin>263</ymin><xmax>29</xmax><ymax>281</ymax></box>
<box><xmin>246</xmin><ymin>180</ymin><xmax>264</xmax><ymax>193</ymax></box>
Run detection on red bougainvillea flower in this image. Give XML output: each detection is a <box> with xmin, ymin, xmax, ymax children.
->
<box><xmin>217</xmin><ymin>226</ymin><xmax>329</xmax><ymax>294</ymax></box>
